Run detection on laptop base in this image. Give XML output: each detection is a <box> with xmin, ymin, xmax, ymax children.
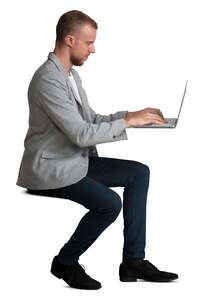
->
<box><xmin>129</xmin><ymin>118</ymin><xmax>177</xmax><ymax>128</ymax></box>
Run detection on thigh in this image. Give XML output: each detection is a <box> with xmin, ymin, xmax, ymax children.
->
<box><xmin>27</xmin><ymin>175</ymin><xmax>122</xmax><ymax>211</ymax></box>
<box><xmin>87</xmin><ymin>156</ymin><xmax>149</xmax><ymax>187</ymax></box>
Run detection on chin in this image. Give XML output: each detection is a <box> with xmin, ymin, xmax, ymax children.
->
<box><xmin>73</xmin><ymin>61</ymin><xmax>84</xmax><ymax>66</ymax></box>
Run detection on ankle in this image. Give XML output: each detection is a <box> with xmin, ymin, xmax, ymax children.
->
<box><xmin>123</xmin><ymin>257</ymin><xmax>144</xmax><ymax>264</ymax></box>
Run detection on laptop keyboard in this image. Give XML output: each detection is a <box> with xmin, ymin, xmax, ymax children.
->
<box><xmin>148</xmin><ymin>118</ymin><xmax>176</xmax><ymax>127</ymax></box>
<box><xmin>130</xmin><ymin>118</ymin><xmax>177</xmax><ymax>128</ymax></box>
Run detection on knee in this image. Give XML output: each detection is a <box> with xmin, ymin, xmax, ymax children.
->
<box><xmin>142</xmin><ymin>163</ymin><xmax>150</xmax><ymax>179</ymax></box>
<box><xmin>131</xmin><ymin>161</ymin><xmax>150</xmax><ymax>181</ymax></box>
<box><xmin>140</xmin><ymin>163</ymin><xmax>150</xmax><ymax>184</ymax></box>
<box><xmin>109</xmin><ymin>191</ymin><xmax>122</xmax><ymax>215</ymax></box>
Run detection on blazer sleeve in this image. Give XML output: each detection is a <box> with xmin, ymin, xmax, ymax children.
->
<box><xmin>88</xmin><ymin>105</ymin><xmax>128</xmax><ymax>124</ymax></box>
<box><xmin>37</xmin><ymin>73</ymin><xmax>128</xmax><ymax>148</ymax></box>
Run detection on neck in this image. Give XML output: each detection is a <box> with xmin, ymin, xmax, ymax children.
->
<box><xmin>53</xmin><ymin>47</ymin><xmax>72</xmax><ymax>76</ymax></box>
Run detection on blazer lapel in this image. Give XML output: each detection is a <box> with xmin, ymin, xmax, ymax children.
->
<box><xmin>47</xmin><ymin>52</ymin><xmax>99</xmax><ymax>157</ymax></box>
<box><xmin>69</xmin><ymin>84</ymin><xmax>82</xmax><ymax>107</ymax></box>
<box><xmin>48</xmin><ymin>52</ymin><xmax>91</xmax><ymax>123</ymax></box>
<box><xmin>68</xmin><ymin>71</ymin><xmax>92</xmax><ymax>123</ymax></box>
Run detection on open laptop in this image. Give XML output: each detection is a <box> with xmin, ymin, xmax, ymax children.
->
<box><xmin>130</xmin><ymin>80</ymin><xmax>188</xmax><ymax>128</ymax></box>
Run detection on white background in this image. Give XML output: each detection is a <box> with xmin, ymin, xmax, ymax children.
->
<box><xmin>1</xmin><ymin>0</ymin><xmax>204</xmax><ymax>299</ymax></box>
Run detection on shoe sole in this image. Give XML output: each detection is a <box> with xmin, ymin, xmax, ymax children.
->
<box><xmin>51</xmin><ymin>269</ymin><xmax>102</xmax><ymax>290</ymax></box>
<box><xmin>120</xmin><ymin>276</ymin><xmax>138</xmax><ymax>282</ymax></box>
<box><xmin>120</xmin><ymin>276</ymin><xmax>178</xmax><ymax>282</ymax></box>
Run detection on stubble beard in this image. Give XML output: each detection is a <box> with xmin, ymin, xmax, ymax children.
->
<box><xmin>70</xmin><ymin>53</ymin><xmax>84</xmax><ymax>66</ymax></box>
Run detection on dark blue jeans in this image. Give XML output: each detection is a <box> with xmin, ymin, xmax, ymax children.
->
<box><xmin>27</xmin><ymin>156</ymin><xmax>150</xmax><ymax>265</ymax></box>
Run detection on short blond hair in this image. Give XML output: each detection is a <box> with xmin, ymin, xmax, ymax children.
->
<box><xmin>55</xmin><ymin>10</ymin><xmax>98</xmax><ymax>45</ymax></box>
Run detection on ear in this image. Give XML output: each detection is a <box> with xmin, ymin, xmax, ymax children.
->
<box><xmin>64</xmin><ymin>35</ymin><xmax>75</xmax><ymax>48</ymax></box>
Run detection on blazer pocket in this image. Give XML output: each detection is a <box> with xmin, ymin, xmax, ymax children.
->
<box><xmin>40</xmin><ymin>151</ymin><xmax>72</xmax><ymax>159</ymax></box>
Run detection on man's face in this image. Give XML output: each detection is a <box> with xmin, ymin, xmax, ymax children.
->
<box><xmin>68</xmin><ymin>23</ymin><xmax>97</xmax><ymax>66</ymax></box>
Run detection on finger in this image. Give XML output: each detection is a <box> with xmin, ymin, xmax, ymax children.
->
<box><xmin>157</xmin><ymin>109</ymin><xmax>164</xmax><ymax>118</ymax></box>
<box><xmin>149</xmin><ymin>108</ymin><xmax>164</xmax><ymax>119</ymax></box>
<box><xmin>149</xmin><ymin>113</ymin><xmax>165</xmax><ymax>123</ymax></box>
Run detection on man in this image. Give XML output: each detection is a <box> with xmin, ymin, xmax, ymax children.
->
<box><xmin>16</xmin><ymin>10</ymin><xmax>178</xmax><ymax>290</ymax></box>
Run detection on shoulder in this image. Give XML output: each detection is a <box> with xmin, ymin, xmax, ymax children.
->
<box><xmin>28</xmin><ymin>70</ymin><xmax>68</xmax><ymax>101</ymax></box>
<box><xmin>31</xmin><ymin>65</ymin><xmax>66</xmax><ymax>90</ymax></box>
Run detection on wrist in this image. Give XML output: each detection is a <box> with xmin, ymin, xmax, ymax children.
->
<box><xmin>125</xmin><ymin>111</ymin><xmax>132</xmax><ymax>128</ymax></box>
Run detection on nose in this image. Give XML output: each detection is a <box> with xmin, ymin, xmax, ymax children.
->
<box><xmin>90</xmin><ymin>45</ymin><xmax>96</xmax><ymax>54</ymax></box>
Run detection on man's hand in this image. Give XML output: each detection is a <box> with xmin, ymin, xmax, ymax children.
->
<box><xmin>125</xmin><ymin>107</ymin><xmax>167</xmax><ymax>128</ymax></box>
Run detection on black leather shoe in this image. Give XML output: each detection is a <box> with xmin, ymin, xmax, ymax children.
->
<box><xmin>119</xmin><ymin>259</ymin><xmax>178</xmax><ymax>282</ymax></box>
<box><xmin>51</xmin><ymin>256</ymin><xmax>102</xmax><ymax>290</ymax></box>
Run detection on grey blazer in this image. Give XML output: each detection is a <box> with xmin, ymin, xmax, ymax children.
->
<box><xmin>16</xmin><ymin>52</ymin><xmax>128</xmax><ymax>190</ymax></box>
